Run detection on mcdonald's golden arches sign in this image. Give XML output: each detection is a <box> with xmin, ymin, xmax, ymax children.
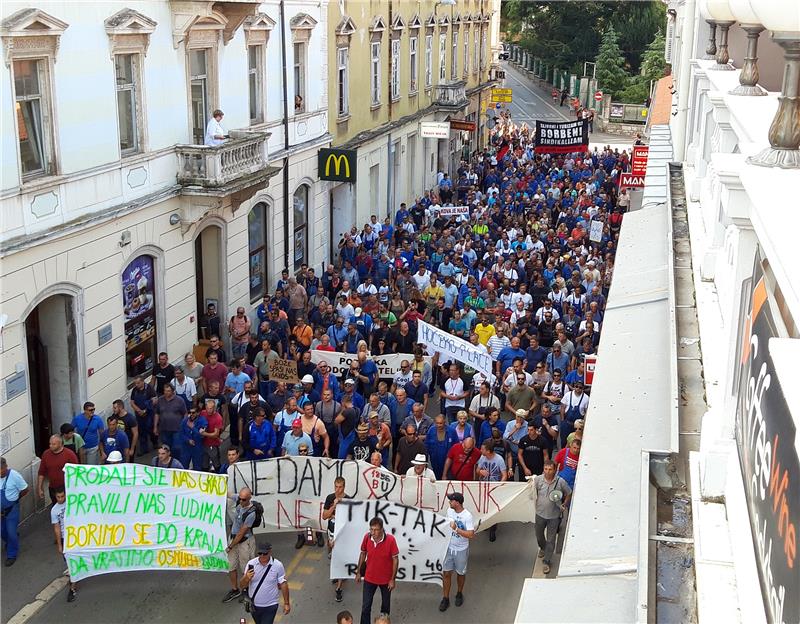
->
<box><xmin>318</xmin><ymin>148</ymin><xmax>357</xmax><ymax>183</ymax></box>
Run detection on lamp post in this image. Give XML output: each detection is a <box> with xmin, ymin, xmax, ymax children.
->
<box><xmin>704</xmin><ymin>0</ymin><xmax>736</xmax><ymax>70</ymax></box>
<box><xmin>728</xmin><ymin>0</ymin><xmax>767</xmax><ymax>96</ymax></box>
<box><xmin>747</xmin><ymin>0</ymin><xmax>800</xmax><ymax>169</ymax></box>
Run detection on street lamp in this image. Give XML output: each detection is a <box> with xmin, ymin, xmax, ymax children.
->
<box><xmin>728</xmin><ymin>0</ymin><xmax>767</xmax><ymax>96</ymax></box>
<box><xmin>747</xmin><ymin>0</ymin><xmax>800</xmax><ymax>168</ymax></box>
<box><xmin>704</xmin><ymin>0</ymin><xmax>736</xmax><ymax>70</ymax></box>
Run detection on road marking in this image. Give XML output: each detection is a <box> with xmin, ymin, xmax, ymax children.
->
<box><xmin>505</xmin><ymin>65</ymin><xmax>572</xmax><ymax>121</ymax></box>
<box><xmin>6</xmin><ymin>576</ymin><xmax>68</xmax><ymax>624</ymax></box>
<box><xmin>304</xmin><ymin>550</ymin><xmax>324</xmax><ymax>561</ymax></box>
<box><xmin>288</xmin><ymin>581</ymin><xmax>304</xmax><ymax>590</ymax></box>
<box><xmin>284</xmin><ymin>546</ymin><xmax>309</xmax><ymax>578</ymax></box>
<box><xmin>296</xmin><ymin>565</ymin><xmax>316</xmax><ymax>575</ymax></box>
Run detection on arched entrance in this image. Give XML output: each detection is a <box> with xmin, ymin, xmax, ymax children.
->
<box><xmin>25</xmin><ymin>292</ymin><xmax>82</xmax><ymax>454</ymax></box>
<box><xmin>195</xmin><ymin>222</ymin><xmax>225</xmax><ymax>340</ymax></box>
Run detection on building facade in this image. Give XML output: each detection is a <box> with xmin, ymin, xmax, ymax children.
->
<box><xmin>324</xmin><ymin>0</ymin><xmax>502</xmax><ymax>248</ymax></box>
<box><xmin>0</xmin><ymin>0</ymin><xmax>330</xmax><ymax>498</ymax></box>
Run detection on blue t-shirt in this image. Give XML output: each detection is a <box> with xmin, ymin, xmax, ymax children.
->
<box><xmin>72</xmin><ymin>414</ymin><xmax>106</xmax><ymax>448</ymax></box>
<box><xmin>100</xmin><ymin>429</ymin><xmax>130</xmax><ymax>456</ymax></box>
<box><xmin>497</xmin><ymin>347</ymin><xmax>526</xmax><ymax>375</ymax></box>
<box><xmin>225</xmin><ymin>372</ymin><xmax>251</xmax><ymax>397</ymax></box>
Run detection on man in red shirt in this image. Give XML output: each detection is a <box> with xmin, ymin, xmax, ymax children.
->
<box><xmin>37</xmin><ymin>435</ymin><xmax>78</xmax><ymax>504</ymax></box>
<box><xmin>442</xmin><ymin>437</ymin><xmax>479</xmax><ymax>481</ymax></box>
<box><xmin>200</xmin><ymin>398</ymin><xmax>223</xmax><ymax>471</ymax></box>
<box><xmin>355</xmin><ymin>517</ymin><xmax>399</xmax><ymax>624</ymax></box>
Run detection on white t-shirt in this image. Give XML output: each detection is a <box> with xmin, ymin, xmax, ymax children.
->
<box><xmin>393</xmin><ymin>371</ymin><xmax>413</xmax><ymax>389</ymax></box>
<box><xmin>447</xmin><ymin>507</ymin><xmax>474</xmax><ymax>551</ymax></box>
<box><xmin>444</xmin><ymin>377</ymin><xmax>465</xmax><ymax>408</ymax></box>
<box><xmin>412</xmin><ymin>271</ymin><xmax>431</xmax><ymax>291</ymax></box>
<box><xmin>51</xmin><ymin>501</ymin><xmax>66</xmax><ymax>539</ymax></box>
<box><xmin>405</xmin><ymin>466</ymin><xmax>436</xmax><ymax>480</ymax></box>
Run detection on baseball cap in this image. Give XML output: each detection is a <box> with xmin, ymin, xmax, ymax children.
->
<box><xmin>515</xmin><ymin>408</ymin><xmax>528</xmax><ymax>419</ymax></box>
<box><xmin>256</xmin><ymin>541</ymin><xmax>273</xmax><ymax>554</ymax></box>
<box><xmin>354</xmin><ymin>307</ymin><xmax>363</xmax><ymax>316</ymax></box>
<box><xmin>344</xmin><ymin>378</ymin><xmax>356</xmax><ymax>386</ymax></box>
<box><xmin>447</xmin><ymin>492</ymin><xmax>465</xmax><ymax>504</ymax></box>
<box><xmin>291</xmin><ymin>418</ymin><xmax>302</xmax><ymax>428</ymax></box>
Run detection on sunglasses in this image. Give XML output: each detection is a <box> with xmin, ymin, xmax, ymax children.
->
<box><xmin>299</xmin><ymin>448</ymin><xmax>309</xmax><ymax>453</ymax></box>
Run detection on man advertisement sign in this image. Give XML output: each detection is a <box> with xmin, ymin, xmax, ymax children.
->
<box><xmin>319</xmin><ymin>148</ymin><xmax>357</xmax><ymax>183</ymax></box>
<box><xmin>735</xmin><ymin>252</ymin><xmax>799</xmax><ymax>624</ymax></box>
<box><xmin>533</xmin><ymin>119</ymin><xmax>589</xmax><ymax>154</ymax></box>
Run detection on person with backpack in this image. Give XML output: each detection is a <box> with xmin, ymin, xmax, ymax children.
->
<box><xmin>224</xmin><ymin>487</ymin><xmax>264</xmax><ymax>603</ymax></box>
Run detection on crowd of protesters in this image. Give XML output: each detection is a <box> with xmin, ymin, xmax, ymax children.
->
<box><xmin>11</xmin><ymin>116</ymin><xmax>638</xmax><ymax>618</ymax></box>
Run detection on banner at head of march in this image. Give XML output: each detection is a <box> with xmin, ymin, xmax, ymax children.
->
<box><xmin>229</xmin><ymin>457</ymin><xmax>534</xmax><ymax>533</ymax></box>
<box><xmin>309</xmin><ymin>350</ymin><xmax>432</xmax><ymax>380</ymax></box>
<box><xmin>268</xmin><ymin>357</ymin><xmax>299</xmax><ymax>383</ymax></box>
<box><xmin>330</xmin><ymin>500</ymin><xmax>450</xmax><ymax>585</ymax></box>
<box><xmin>62</xmin><ymin>463</ymin><xmax>228</xmax><ymax>581</ymax></box>
<box><xmin>533</xmin><ymin>119</ymin><xmax>589</xmax><ymax>154</ymax></box>
<box><xmin>417</xmin><ymin>321</ymin><xmax>495</xmax><ymax>384</ymax></box>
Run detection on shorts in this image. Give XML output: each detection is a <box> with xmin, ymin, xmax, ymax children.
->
<box><xmin>227</xmin><ymin>537</ymin><xmax>256</xmax><ymax>573</ymax></box>
<box><xmin>443</xmin><ymin>547</ymin><xmax>469</xmax><ymax>575</ymax></box>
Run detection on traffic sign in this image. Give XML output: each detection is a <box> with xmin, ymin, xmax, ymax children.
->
<box><xmin>495</xmin><ymin>103</ymin><xmax>501</xmax><ymax>109</ymax></box>
<box><xmin>594</xmin><ymin>90</ymin><xmax>603</xmax><ymax>101</ymax></box>
<box><xmin>491</xmin><ymin>87</ymin><xmax>513</xmax><ymax>103</ymax></box>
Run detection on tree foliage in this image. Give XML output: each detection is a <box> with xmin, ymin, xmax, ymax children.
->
<box><xmin>617</xmin><ymin>29</ymin><xmax>667</xmax><ymax>104</ymax></box>
<box><xmin>595</xmin><ymin>26</ymin><xmax>628</xmax><ymax>98</ymax></box>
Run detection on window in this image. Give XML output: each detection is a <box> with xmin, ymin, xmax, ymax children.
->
<box><xmin>14</xmin><ymin>59</ymin><xmax>51</xmax><ymax>177</ymax></box>
<box><xmin>463</xmin><ymin>30</ymin><xmax>469</xmax><ymax>76</ymax></box>
<box><xmin>481</xmin><ymin>28</ymin><xmax>487</xmax><ymax>70</ymax></box>
<box><xmin>115</xmin><ymin>54</ymin><xmax>141</xmax><ymax>154</ymax></box>
<box><xmin>248</xmin><ymin>45</ymin><xmax>264</xmax><ymax>124</ymax></box>
<box><xmin>337</xmin><ymin>47</ymin><xmax>349</xmax><ymax>117</ymax></box>
<box><xmin>409</xmin><ymin>36</ymin><xmax>418</xmax><ymax>93</ymax></box>
<box><xmin>451</xmin><ymin>31</ymin><xmax>458</xmax><ymax>79</ymax></box>
<box><xmin>190</xmin><ymin>49</ymin><xmax>209</xmax><ymax>145</ymax></box>
<box><xmin>123</xmin><ymin>255</ymin><xmax>158</xmax><ymax>381</ymax></box>
<box><xmin>391</xmin><ymin>39</ymin><xmax>400</xmax><ymax>101</ymax></box>
<box><xmin>371</xmin><ymin>41</ymin><xmax>381</xmax><ymax>106</ymax></box>
<box><xmin>293</xmin><ymin>42</ymin><xmax>306</xmax><ymax>113</ymax></box>
<box><xmin>425</xmin><ymin>35</ymin><xmax>433</xmax><ymax>89</ymax></box>
<box><xmin>439</xmin><ymin>34</ymin><xmax>447</xmax><ymax>81</ymax></box>
<box><xmin>293</xmin><ymin>185</ymin><xmax>308</xmax><ymax>271</ymax></box>
<box><xmin>474</xmin><ymin>29</ymin><xmax>479</xmax><ymax>73</ymax></box>
<box><xmin>248</xmin><ymin>203</ymin><xmax>268</xmax><ymax>301</ymax></box>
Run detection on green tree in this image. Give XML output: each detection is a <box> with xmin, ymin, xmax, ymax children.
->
<box><xmin>595</xmin><ymin>26</ymin><xmax>629</xmax><ymax>98</ymax></box>
<box><xmin>617</xmin><ymin>29</ymin><xmax>666</xmax><ymax>103</ymax></box>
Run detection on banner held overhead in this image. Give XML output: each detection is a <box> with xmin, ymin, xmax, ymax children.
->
<box><xmin>533</xmin><ymin>119</ymin><xmax>589</xmax><ymax>154</ymax></box>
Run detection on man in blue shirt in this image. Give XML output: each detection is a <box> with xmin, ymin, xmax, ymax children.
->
<box><xmin>224</xmin><ymin>361</ymin><xmax>251</xmax><ymax>401</ymax></box>
<box><xmin>496</xmin><ymin>338</ymin><xmax>526</xmax><ymax>378</ymax></box>
<box><xmin>71</xmin><ymin>402</ymin><xmax>105</xmax><ymax>465</ymax></box>
<box><xmin>1</xmin><ymin>457</ymin><xmax>29</xmax><ymax>566</ymax></box>
<box><xmin>525</xmin><ymin>338</ymin><xmax>548</xmax><ymax>374</ymax></box>
<box><xmin>99</xmin><ymin>416</ymin><xmax>130</xmax><ymax>464</ymax></box>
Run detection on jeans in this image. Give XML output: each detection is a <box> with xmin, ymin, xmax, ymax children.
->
<box><xmin>83</xmin><ymin>446</ymin><xmax>100</xmax><ymax>466</ymax></box>
<box><xmin>360</xmin><ymin>581</ymin><xmax>391</xmax><ymax>624</ymax></box>
<box><xmin>251</xmin><ymin>603</ymin><xmax>278</xmax><ymax>624</ymax></box>
<box><xmin>137</xmin><ymin>414</ymin><xmax>154</xmax><ymax>454</ymax></box>
<box><xmin>535</xmin><ymin>514</ymin><xmax>561</xmax><ymax>564</ymax></box>
<box><xmin>159</xmin><ymin>430</ymin><xmax>180</xmax><ymax>455</ymax></box>
<box><xmin>232</xmin><ymin>341</ymin><xmax>248</xmax><ymax>359</ymax></box>
<box><xmin>203</xmin><ymin>446</ymin><xmax>221</xmax><ymax>472</ymax></box>
<box><xmin>1</xmin><ymin>502</ymin><xmax>20</xmax><ymax>560</ymax></box>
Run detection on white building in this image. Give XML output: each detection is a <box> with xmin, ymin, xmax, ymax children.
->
<box><xmin>0</xmin><ymin>0</ymin><xmax>330</xmax><ymax>493</ymax></box>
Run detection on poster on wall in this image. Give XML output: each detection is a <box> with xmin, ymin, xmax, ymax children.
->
<box><xmin>734</xmin><ymin>252</ymin><xmax>799</xmax><ymax>624</ymax></box>
<box><xmin>123</xmin><ymin>255</ymin><xmax>157</xmax><ymax>379</ymax></box>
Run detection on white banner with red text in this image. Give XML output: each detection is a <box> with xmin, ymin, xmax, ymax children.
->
<box><xmin>229</xmin><ymin>457</ymin><xmax>535</xmax><ymax>533</ymax></box>
<box><xmin>309</xmin><ymin>350</ymin><xmax>432</xmax><ymax>380</ymax></box>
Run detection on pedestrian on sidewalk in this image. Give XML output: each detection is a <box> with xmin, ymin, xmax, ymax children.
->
<box><xmin>51</xmin><ymin>486</ymin><xmax>77</xmax><ymax>601</ymax></box>
<box><xmin>355</xmin><ymin>517</ymin><xmax>399</xmax><ymax>624</ymax></box>
<box><xmin>1</xmin><ymin>457</ymin><xmax>29</xmax><ymax>566</ymax></box>
<box><xmin>438</xmin><ymin>492</ymin><xmax>475</xmax><ymax>612</ymax></box>
<box><xmin>37</xmin><ymin>436</ymin><xmax>78</xmax><ymax>506</ymax></box>
<box><xmin>533</xmin><ymin>460</ymin><xmax>571</xmax><ymax>575</ymax></box>
<box><xmin>239</xmin><ymin>541</ymin><xmax>290</xmax><ymax>624</ymax></box>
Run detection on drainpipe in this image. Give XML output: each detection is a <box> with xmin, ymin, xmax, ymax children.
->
<box><xmin>387</xmin><ymin>133</ymin><xmax>393</xmax><ymax>219</ymax></box>
<box><xmin>280</xmin><ymin>0</ymin><xmax>290</xmax><ymax>272</ymax></box>
<box><xmin>673</xmin><ymin>0</ymin><xmax>696</xmax><ymax>161</ymax></box>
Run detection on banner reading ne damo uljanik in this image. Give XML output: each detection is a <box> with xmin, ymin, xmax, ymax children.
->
<box><xmin>63</xmin><ymin>463</ymin><xmax>228</xmax><ymax>581</ymax></box>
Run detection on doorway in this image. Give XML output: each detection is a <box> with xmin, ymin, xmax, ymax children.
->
<box><xmin>331</xmin><ymin>183</ymin><xmax>353</xmax><ymax>265</ymax></box>
<box><xmin>25</xmin><ymin>294</ymin><xmax>80</xmax><ymax>454</ymax></box>
<box><xmin>195</xmin><ymin>225</ymin><xmax>223</xmax><ymax>340</ymax></box>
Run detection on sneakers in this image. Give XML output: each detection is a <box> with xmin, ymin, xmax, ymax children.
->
<box><xmin>222</xmin><ymin>589</ymin><xmax>242</xmax><ymax>603</ymax></box>
<box><xmin>542</xmin><ymin>563</ymin><xmax>551</xmax><ymax>575</ymax></box>
<box><xmin>538</xmin><ymin>550</ymin><xmax>545</xmax><ymax>559</ymax></box>
<box><xmin>317</xmin><ymin>532</ymin><xmax>325</xmax><ymax>547</ymax></box>
<box><xmin>455</xmin><ymin>592</ymin><xmax>464</xmax><ymax>607</ymax></box>
<box><xmin>335</xmin><ymin>588</ymin><xmax>343</xmax><ymax>602</ymax></box>
<box><xmin>439</xmin><ymin>597</ymin><xmax>450</xmax><ymax>612</ymax></box>
<box><xmin>295</xmin><ymin>534</ymin><xmax>305</xmax><ymax>549</ymax></box>
<box><xmin>67</xmin><ymin>588</ymin><xmax>76</xmax><ymax>603</ymax></box>
<box><xmin>5</xmin><ymin>558</ymin><xmax>15</xmax><ymax>567</ymax></box>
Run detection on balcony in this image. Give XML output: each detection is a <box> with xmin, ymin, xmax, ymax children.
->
<box><xmin>434</xmin><ymin>80</ymin><xmax>468</xmax><ymax>110</ymax></box>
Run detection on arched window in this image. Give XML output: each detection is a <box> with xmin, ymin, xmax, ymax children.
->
<box><xmin>293</xmin><ymin>185</ymin><xmax>308</xmax><ymax>271</ymax></box>
<box><xmin>122</xmin><ymin>255</ymin><xmax>157</xmax><ymax>380</ymax></box>
<box><xmin>248</xmin><ymin>202</ymin><xmax>268</xmax><ymax>301</ymax></box>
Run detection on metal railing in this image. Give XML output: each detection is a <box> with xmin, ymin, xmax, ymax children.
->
<box><xmin>176</xmin><ymin>130</ymin><xmax>270</xmax><ymax>188</ymax></box>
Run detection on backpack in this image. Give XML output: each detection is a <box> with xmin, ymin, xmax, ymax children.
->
<box><xmin>241</xmin><ymin>500</ymin><xmax>265</xmax><ymax>528</ymax></box>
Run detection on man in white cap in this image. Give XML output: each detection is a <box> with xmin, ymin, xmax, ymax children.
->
<box><xmin>405</xmin><ymin>454</ymin><xmax>436</xmax><ymax>482</ymax></box>
<box><xmin>299</xmin><ymin>374</ymin><xmax>320</xmax><ymax>406</ymax></box>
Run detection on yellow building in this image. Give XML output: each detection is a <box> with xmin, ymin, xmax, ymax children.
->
<box><xmin>324</xmin><ymin>0</ymin><xmax>502</xmax><ymax>249</ymax></box>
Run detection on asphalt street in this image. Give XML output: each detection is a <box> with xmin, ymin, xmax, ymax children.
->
<box><xmin>26</xmin><ymin>522</ymin><xmax>537</xmax><ymax>624</ymax></box>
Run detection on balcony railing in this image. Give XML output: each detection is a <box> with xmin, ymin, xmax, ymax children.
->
<box><xmin>434</xmin><ymin>80</ymin><xmax>468</xmax><ymax>109</ymax></box>
<box><xmin>176</xmin><ymin>130</ymin><xmax>270</xmax><ymax>188</ymax></box>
